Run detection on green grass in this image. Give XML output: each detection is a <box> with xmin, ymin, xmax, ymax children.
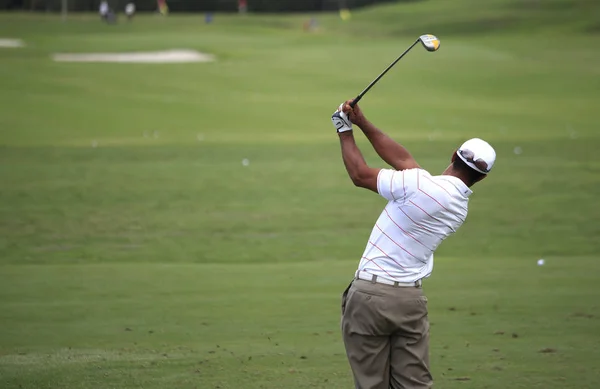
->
<box><xmin>1</xmin><ymin>0</ymin><xmax>600</xmax><ymax>387</ymax></box>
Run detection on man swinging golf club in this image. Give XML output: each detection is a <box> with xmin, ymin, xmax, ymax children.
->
<box><xmin>332</xmin><ymin>100</ymin><xmax>496</xmax><ymax>389</ymax></box>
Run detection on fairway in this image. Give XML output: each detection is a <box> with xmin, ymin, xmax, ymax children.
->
<box><xmin>1</xmin><ymin>0</ymin><xmax>600</xmax><ymax>388</ymax></box>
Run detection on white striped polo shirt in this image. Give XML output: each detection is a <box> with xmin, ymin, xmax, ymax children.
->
<box><xmin>357</xmin><ymin>168</ymin><xmax>473</xmax><ymax>283</ymax></box>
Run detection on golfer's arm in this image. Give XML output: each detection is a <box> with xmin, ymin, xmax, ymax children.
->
<box><xmin>338</xmin><ymin>132</ymin><xmax>380</xmax><ymax>193</ymax></box>
<box><xmin>358</xmin><ymin>120</ymin><xmax>420</xmax><ymax>171</ymax></box>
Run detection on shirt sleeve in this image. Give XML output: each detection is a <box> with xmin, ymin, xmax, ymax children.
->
<box><xmin>377</xmin><ymin>168</ymin><xmax>423</xmax><ymax>203</ymax></box>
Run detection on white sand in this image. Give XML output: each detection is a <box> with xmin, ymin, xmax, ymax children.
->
<box><xmin>0</xmin><ymin>38</ymin><xmax>24</xmax><ymax>48</ymax></box>
<box><xmin>52</xmin><ymin>49</ymin><xmax>215</xmax><ymax>64</ymax></box>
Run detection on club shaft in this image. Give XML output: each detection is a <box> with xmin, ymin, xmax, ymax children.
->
<box><xmin>350</xmin><ymin>39</ymin><xmax>420</xmax><ymax>107</ymax></box>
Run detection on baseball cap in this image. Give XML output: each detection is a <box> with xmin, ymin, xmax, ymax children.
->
<box><xmin>457</xmin><ymin>138</ymin><xmax>496</xmax><ymax>174</ymax></box>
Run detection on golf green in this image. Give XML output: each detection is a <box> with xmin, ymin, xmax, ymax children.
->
<box><xmin>1</xmin><ymin>1</ymin><xmax>599</xmax><ymax>388</ymax></box>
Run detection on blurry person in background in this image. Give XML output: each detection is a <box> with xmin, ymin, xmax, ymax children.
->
<box><xmin>238</xmin><ymin>0</ymin><xmax>247</xmax><ymax>14</ymax></box>
<box><xmin>99</xmin><ymin>0</ymin><xmax>117</xmax><ymax>24</ymax></box>
<box><xmin>125</xmin><ymin>2</ymin><xmax>136</xmax><ymax>21</ymax></box>
<box><xmin>303</xmin><ymin>17</ymin><xmax>318</xmax><ymax>33</ymax></box>
<box><xmin>157</xmin><ymin>0</ymin><xmax>168</xmax><ymax>15</ymax></box>
<box><xmin>99</xmin><ymin>0</ymin><xmax>109</xmax><ymax>21</ymax></box>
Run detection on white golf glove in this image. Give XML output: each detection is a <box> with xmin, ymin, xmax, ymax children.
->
<box><xmin>332</xmin><ymin>104</ymin><xmax>352</xmax><ymax>133</ymax></box>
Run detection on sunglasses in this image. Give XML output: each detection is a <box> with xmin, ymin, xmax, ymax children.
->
<box><xmin>459</xmin><ymin>149</ymin><xmax>490</xmax><ymax>173</ymax></box>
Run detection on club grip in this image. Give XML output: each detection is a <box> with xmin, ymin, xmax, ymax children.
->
<box><xmin>350</xmin><ymin>95</ymin><xmax>362</xmax><ymax>108</ymax></box>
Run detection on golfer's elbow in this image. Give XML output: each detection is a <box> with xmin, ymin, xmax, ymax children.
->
<box><xmin>349</xmin><ymin>174</ymin><xmax>363</xmax><ymax>187</ymax></box>
<box><xmin>348</xmin><ymin>169</ymin><xmax>370</xmax><ymax>188</ymax></box>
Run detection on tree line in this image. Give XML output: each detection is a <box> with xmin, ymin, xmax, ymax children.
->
<box><xmin>2</xmin><ymin>0</ymin><xmax>418</xmax><ymax>12</ymax></box>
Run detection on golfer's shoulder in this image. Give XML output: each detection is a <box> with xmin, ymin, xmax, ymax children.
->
<box><xmin>379</xmin><ymin>167</ymin><xmax>432</xmax><ymax>189</ymax></box>
<box><xmin>383</xmin><ymin>168</ymin><xmax>430</xmax><ymax>193</ymax></box>
<box><xmin>423</xmin><ymin>173</ymin><xmax>468</xmax><ymax>201</ymax></box>
<box><xmin>402</xmin><ymin>167</ymin><xmax>431</xmax><ymax>182</ymax></box>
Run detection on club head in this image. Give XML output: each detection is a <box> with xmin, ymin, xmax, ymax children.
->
<box><xmin>419</xmin><ymin>34</ymin><xmax>440</xmax><ymax>52</ymax></box>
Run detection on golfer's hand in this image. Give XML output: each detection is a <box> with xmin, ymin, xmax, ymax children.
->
<box><xmin>332</xmin><ymin>103</ymin><xmax>353</xmax><ymax>133</ymax></box>
<box><xmin>341</xmin><ymin>100</ymin><xmax>367</xmax><ymax>127</ymax></box>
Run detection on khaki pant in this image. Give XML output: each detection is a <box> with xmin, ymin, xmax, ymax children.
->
<box><xmin>341</xmin><ymin>279</ymin><xmax>432</xmax><ymax>389</ymax></box>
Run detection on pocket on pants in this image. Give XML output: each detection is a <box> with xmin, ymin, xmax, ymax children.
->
<box><xmin>341</xmin><ymin>280</ymin><xmax>353</xmax><ymax>315</ymax></box>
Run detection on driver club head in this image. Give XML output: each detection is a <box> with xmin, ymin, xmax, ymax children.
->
<box><xmin>419</xmin><ymin>34</ymin><xmax>440</xmax><ymax>52</ymax></box>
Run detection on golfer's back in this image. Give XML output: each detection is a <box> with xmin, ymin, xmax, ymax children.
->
<box><xmin>357</xmin><ymin>168</ymin><xmax>472</xmax><ymax>283</ymax></box>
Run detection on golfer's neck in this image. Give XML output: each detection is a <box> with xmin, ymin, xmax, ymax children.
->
<box><xmin>441</xmin><ymin>166</ymin><xmax>471</xmax><ymax>187</ymax></box>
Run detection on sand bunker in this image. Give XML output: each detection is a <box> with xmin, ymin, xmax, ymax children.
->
<box><xmin>0</xmin><ymin>39</ymin><xmax>25</xmax><ymax>48</ymax></box>
<box><xmin>52</xmin><ymin>49</ymin><xmax>214</xmax><ymax>63</ymax></box>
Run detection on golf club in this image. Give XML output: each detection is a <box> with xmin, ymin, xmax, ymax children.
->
<box><xmin>349</xmin><ymin>34</ymin><xmax>440</xmax><ymax>108</ymax></box>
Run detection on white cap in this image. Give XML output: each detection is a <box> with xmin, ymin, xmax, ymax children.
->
<box><xmin>457</xmin><ymin>138</ymin><xmax>496</xmax><ymax>174</ymax></box>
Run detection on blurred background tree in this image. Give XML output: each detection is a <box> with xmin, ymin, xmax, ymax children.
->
<box><xmin>5</xmin><ymin>0</ymin><xmax>420</xmax><ymax>12</ymax></box>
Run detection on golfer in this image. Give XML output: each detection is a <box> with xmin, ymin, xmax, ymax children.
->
<box><xmin>331</xmin><ymin>100</ymin><xmax>496</xmax><ymax>389</ymax></box>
